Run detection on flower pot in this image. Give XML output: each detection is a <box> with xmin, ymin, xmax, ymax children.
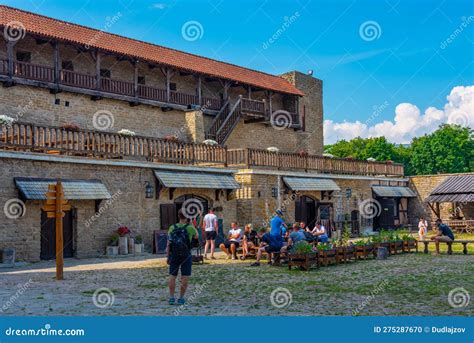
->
<box><xmin>134</xmin><ymin>243</ymin><xmax>144</xmax><ymax>255</ymax></box>
<box><xmin>106</xmin><ymin>246</ymin><xmax>119</xmax><ymax>256</ymax></box>
<box><xmin>128</xmin><ymin>238</ymin><xmax>135</xmax><ymax>254</ymax></box>
<box><xmin>119</xmin><ymin>236</ymin><xmax>128</xmax><ymax>255</ymax></box>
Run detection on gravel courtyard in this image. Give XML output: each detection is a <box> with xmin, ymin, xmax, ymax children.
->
<box><xmin>0</xmin><ymin>252</ymin><xmax>472</xmax><ymax>316</ymax></box>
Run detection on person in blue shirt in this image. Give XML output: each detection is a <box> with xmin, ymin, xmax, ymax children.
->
<box><xmin>431</xmin><ymin>219</ymin><xmax>455</xmax><ymax>255</ymax></box>
<box><xmin>250</xmin><ymin>230</ymin><xmax>286</xmax><ymax>267</ymax></box>
<box><xmin>281</xmin><ymin>223</ymin><xmax>307</xmax><ymax>253</ymax></box>
<box><xmin>269</xmin><ymin>210</ymin><xmax>288</xmax><ymax>237</ymax></box>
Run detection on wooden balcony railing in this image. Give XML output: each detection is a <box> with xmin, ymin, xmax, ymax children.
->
<box><xmin>241</xmin><ymin>98</ymin><xmax>265</xmax><ymax>114</ymax></box>
<box><xmin>227</xmin><ymin>148</ymin><xmax>405</xmax><ymax>176</ymax></box>
<box><xmin>0</xmin><ymin>59</ymin><xmax>222</xmax><ymax>111</ymax></box>
<box><xmin>0</xmin><ymin>122</ymin><xmax>228</xmax><ymax>166</ymax></box>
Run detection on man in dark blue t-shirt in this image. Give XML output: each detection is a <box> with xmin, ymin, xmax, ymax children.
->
<box><xmin>250</xmin><ymin>231</ymin><xmax>286</xmax><ymax>267</ymax></box>
<box><xmin>432</xmin><ymin>219</ymin><xmax>455</xmax><ymax>254</ymax></box>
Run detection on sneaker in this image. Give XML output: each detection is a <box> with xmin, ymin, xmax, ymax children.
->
<box><xmin>250</xmin><ymin>262</ymin><xmax>260</xmax><ymax>267</ymax></box>
<box><xmin>169</xmin><ymin>297</ymin><xmax>176</xmax><ymax>305</ymax></box>
<box><xmin>232</xmin><ymin>256</ymin><xmax>237</xmax><ymax>260</ymax></box>
<box><xmin>177</xmin><ymin>298</ymin><xmax>186</xmax><ymax>305</ymax></box>
<box><xmin>240</xmin><ymin>256</ymin><xmax>246</xmax><ymax>260</ymax></box>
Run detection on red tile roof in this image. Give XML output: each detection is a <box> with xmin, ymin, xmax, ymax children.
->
<box><xmin>0</xmin><ymin>5</ymin><xmax>304</xmax><ymax>96</ymax></box>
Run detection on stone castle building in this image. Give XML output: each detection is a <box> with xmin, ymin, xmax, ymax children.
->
<box><xmin>0</xmin><ymin>5</ymin><xmax>416</xmax><ymax>262</ymax></box>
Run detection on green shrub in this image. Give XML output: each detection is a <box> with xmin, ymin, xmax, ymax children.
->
<box><xmin>292</xmin><ymin>241</ymin><xmax>313</xmax><ymax>254</ymax></box>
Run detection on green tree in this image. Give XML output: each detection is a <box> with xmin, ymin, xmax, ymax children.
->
<box><xmin>410</xmin><ymin>124</ymin><xmax>473</xmax><ymax>175</ymax></box>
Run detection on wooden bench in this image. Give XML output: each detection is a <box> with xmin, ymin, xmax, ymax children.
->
<box><xmin>418</xmin><ymin>240</ymin><xmax>474</xmax><ymax>255</ymax></box>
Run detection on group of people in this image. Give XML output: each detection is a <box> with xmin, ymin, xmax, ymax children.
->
<box><xmin>166</xmin><ymin>208</ymin><xmax>456</xmax><ymax>305</ymax></box>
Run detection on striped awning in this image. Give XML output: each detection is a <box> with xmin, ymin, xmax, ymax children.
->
<box><xmin>372</xmin><ymin>186</ymin><xmax>416</xmax><ymax>198</ymax></box>
<box><xmin>283</xmin><ymin>177</ymin><xmax>340</xmax><ymax>191</ymax></box>
<box><xmin>154</xmin><ymin>170</ymin><xmax>240</xmax><ymax>189</ymax></box>
<box><xmin>14</xmin><ymin>178</ymin><xmax>111</xmax><ymax>200</ymax></box>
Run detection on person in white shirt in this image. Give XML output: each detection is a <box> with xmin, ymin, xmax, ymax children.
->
<box><xmin>418</xmin><ymin>217</ymin><xmax>428</xmax><ymax>240</ymax></box>
<box><xmin>202</xmin><ymin>209</ymin><xmax>218</xmax><ymax>259</ymax></box>
<box><xmin>219</xmin><ymin>222</ymin><xmax>242</xmax><ymax>260</ymax></box>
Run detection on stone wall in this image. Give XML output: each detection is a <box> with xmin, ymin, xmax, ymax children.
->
<box><xmin>0</xmin><ymin>155</ymin><xmax>236</xmax><ymax>262</ymax></box>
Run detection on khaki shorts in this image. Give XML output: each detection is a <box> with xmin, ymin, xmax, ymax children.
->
<box><xmin>434</xmin><ymin>235</ymin><xmax>453</xmax><ymax>242</ymax></box>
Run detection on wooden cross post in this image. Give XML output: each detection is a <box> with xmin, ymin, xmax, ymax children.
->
<box><xmin>42</xmin><ymin>181</ymin><xmax>71</xmax><ymax>280</ymax></box>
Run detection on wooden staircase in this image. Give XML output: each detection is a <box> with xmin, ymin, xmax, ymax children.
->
<box><xmin>206</xmin><ymin>97</ymin><xmax>242</xmax><ymax>145</ymax></box>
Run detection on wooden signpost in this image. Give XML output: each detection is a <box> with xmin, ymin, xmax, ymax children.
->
<box><xmin>41</xmin><ymin>180</ymin><xmax>71</xmax><ymax>280</ymax></box>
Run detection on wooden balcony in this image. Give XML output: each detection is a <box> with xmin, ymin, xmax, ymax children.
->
<box><xmin>1</xmin><ymin>122</ymin><xmax>404</xmax><ymax>176</ymax></box>
<box><xmin>0</xmin><ymin>122</ymin><xmax>228</xmax><ymax>166</ymax></box>
<box><xmin>240</xmin><ymin>97</ymin><xmax>300</xmax><ymax>128</ymax></box>
<box><xmin>227</xmin><ymin>148</ymin><xmax>404</xmax><ymax>176</ymax></box>
<box><xmin>0</xmin><ymin>59</ymin><xmax>222</xmax><ymax>111</ymax></box>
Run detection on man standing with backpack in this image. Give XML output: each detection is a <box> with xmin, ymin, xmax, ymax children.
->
<box><xmin>167</xmin><ymin>209</ymin><xmax>198</xmax><ymax>305</ymax></box>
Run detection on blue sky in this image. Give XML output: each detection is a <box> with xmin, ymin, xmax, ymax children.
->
<box><xmin>3</xmin><ymin>0</ymin><xmax>473</xmax><ymax>143</ymax></box>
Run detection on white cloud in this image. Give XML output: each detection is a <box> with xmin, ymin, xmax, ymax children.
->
<box><xmin>324</xmin><ymin>85</ymin><xmax>474</xmax><ymax>144</ymax></box>
<box><xmin>151</xmin><ymin>3</ymin><xmax>167</xmax><ymax>9</ymax></box>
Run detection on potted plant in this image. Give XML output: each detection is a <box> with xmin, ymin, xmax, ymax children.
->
<box><xmin>0</xmin><ymin>115</ymin><xmax>15</xmax><ymax>126</ymax></box>
<box><xmin>134</xmin><ymin>235</ymin><xmax>144</xmax><ymax>255</ymax></box>
<box><xmin>369</xmin><ymin>234</ymin><xmax>383</xmax><ymax>257</ymax></box>
<box><xmin>117</xmin><ymin>129</ymin><xmax>136</xmax><ymax>136</ymax></box>
<box><xmin>60</xmin><ymin>122</ymin><xmax>80</xmax><ymax>131</ymax></box>
<box><xmin>203</xmin><ymin>139</ymin><xmax>218</xmax><ymax>146</ymax></box>
<box><xmin>298</xmin><ymin>149</ymin><xmax>309</xmax><ymax>157</ymax></box>
<box><xmin>117</xmin><ymin>226</ymin><xmax>130</xmax><ymax>255</ymax></box>
<box><xmin>106</xmin><ymin>233</ymin><xmax>120</xmax><ymax>256</ymax></box>
<box><xmin>266</xmin><ymin>146</ymin><xmax>279</xmax><ymax>153</ymax></box>
<box><xmin>164</xmin><ymin>135</ymin><xmax>180</xmax><ymax>143</ymax></box>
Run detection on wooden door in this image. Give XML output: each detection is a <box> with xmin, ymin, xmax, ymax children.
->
<box><xmin>40</xmin><ymin>210</ymin><xmax>74</xmax><ymax>260</ymax></box>
<box><xmin>160</xmin><ymin>204</ymin><xmax>176</xmax><ymax>231</ymax></box>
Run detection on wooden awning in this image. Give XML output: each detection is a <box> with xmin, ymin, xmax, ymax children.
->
<box><xmin>283</xmin><ymin>177</ymin><xmax>340</xmax><ymax>191</ymax></box>
<box><xmin>425</xmin><ymin>174</ymin><xmax>474</xmax><ymax>203</ymax></box>
<box><xmin>15</xmin><ymin>178</ymin><xmax>111</xmax><ymax>200</ymax></box>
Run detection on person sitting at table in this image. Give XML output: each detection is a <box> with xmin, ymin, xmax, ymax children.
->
<box><xmin>299</xmin><ymin>221</ymin><xmax>308</xmax><ymax>231</ymax></box>
<box><xmin>250</xmin><ymin>230</ymin><xmax>286</xmax><ymax>267</ymax></box>
<box><xmin>312</xmin><ymin>221</ymin><xmax>328</xmax><ymax>243</ymax></box>
<box><xmin>219</xmin><ymin>222</ymin><xmax>242</xmax><ymax>260</ymax></box>
<box><xmin>431</xmin><ymin>219</ymin><xmax>455</xmax><ymax>255</ymax></box>
<box><xmin>240</xmin><ymin>224</ymin><xmax>257</xmax><ymax>260</ymax></box>
<box><xmin>281</xmin><ymin>223</ymin><xmax>306</xmax><ymax>253</ymax></box>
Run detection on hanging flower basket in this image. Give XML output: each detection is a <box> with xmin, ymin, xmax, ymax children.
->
<box><xmin>203</xmin><ymin>139</ymin><xmax>218</xmax><ymax>146</ymax></box>
<box><xmin>0</xmin><ymin>115</ymin><xmax>15</xmax><ymax>126</ymax></box>
<box><xmin>298</xmin><ymin>149</ymin><xmax>309</xmax><ymax>157</ymax></box>
<box><xmin>386</xmin><ymin>160</ymin><xmax>394</xmax><ymax>164</ymax></box>
<box><xmin>322</xmin><ymin>153</ymin><xmax>334</xmax><ymax>158</ymax></box>
<box><xmin>118</xmin><ymin>129</ymin><xmax>136</xmax><ymax>136</ymax></box>
<box><xmin>367</xmin><ymin>157</ymin><xmax>376</xmax><ymax>162</ymax></box>
<box><xmin>266</xmin><ymin>147</ymin><xmax>279</xmax><ymax>153</ymax></box>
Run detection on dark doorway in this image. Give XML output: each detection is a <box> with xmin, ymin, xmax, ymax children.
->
<box><xmin>40</xmin><ymin>210</ymin><xmax>74</xmax><ymax>260</ymax></box>
<box><xmin>317</xmin><ymin>202</ymin><xmax>333</xmax><ymax>236</ymax></box>
<box><xmin>374</xmin><ymin>197</ymin><xmax>398</xmax><ymax>230</ymax></box>
<box><xmin>295</xmin><ymin>196</ymin><xmax>317</xmax><ymax>229</ymax></box>
<box><xmin>173</xmin><ymin>195</ymin><xmax>209</xmax><ymax>223</ymax></box>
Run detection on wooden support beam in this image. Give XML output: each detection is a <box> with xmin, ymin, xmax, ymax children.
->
<box><xmin>248</xmin><ymin>85</ymin><xmax>252</xmax><ymax>99</ymax></box>
<box><xmin>133</xmin><ymin>60</ymin><xmax>139</xmax><ymax>98</ymax></box>
<box><xmin>268</xmin><ymin>91</ymin><xmax>273</xmax><ymax>116</ymax></box>
<box><xmin>53</xmin><ymin>41</ymin><xmax>60</xmax><ymax>85</ymax></box>
<box><xmin>196</xmin><ymin>75</ymin><xmax>202</xmax><ymax>106</ymax></box>
<box><xmin>6</xmin><ymin>39</ymin><xmax>15</xmax><ymax>79</ymax></box>
<box><xmin>95</xmin><ymin>50</ymin><xmax>101</xmax><ymax>91</ymax></box>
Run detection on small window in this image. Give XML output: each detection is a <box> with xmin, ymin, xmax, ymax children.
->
<box><xmin>65</xmin><ymin>101</ymin><xmax>70</xmax><ymax>107</ymax></box>
<box><xmin>100</xmin><ymin>69</ymin><xmax>111</xmax><ymax>78</ymax></box>
<box><xmin>62</xmin><ymin>61</ymin><xmax>74</xmax><ymax>71</ymax></box>
<box><xmin>16</xmin><ymin>51</ymin><xmax>31</xmax><ymax>62</ymax></box>
<box><xmin>54</xmin><ymin>99</ymin><xmax>60</xmax><ymax>105</ymax></box>
<box><xmin>169</xmin><ymin>82</ymin><xmax>177</xmax><ymax>91</ymax></box>
<box><xmin>137</xmin><ymin>76</ymin><xmax>146</xmax><ymax>85</ymax></box>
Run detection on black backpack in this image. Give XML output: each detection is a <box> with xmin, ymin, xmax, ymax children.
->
<box><xmin>169</xmin><ymin>224</ymin><xmax>191</xmax><ymax>258</ymax></box>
